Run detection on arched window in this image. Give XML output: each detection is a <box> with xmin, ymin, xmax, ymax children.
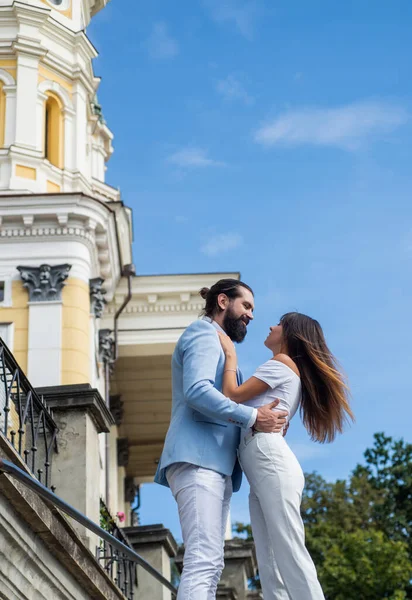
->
<box><xmin>44</xmin><ymin>92</ymin><xmax>64</xmax><ymax>169</ymax></box>
<box><xmin>0</xmin><ymin>82</ymin><xmax>6</xmax><ymax>147</ymax></box>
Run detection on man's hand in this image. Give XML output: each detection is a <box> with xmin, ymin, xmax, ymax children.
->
<box><xmin>255</xmin><ymin>400</ymin><xmax>288</xmax><ymax>433</ymax></box>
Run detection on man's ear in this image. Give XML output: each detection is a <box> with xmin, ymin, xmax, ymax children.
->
<box><xmin>217</xmin><ymin>293</ymin><xmax>228</xmax><ymax>311</ymax></box>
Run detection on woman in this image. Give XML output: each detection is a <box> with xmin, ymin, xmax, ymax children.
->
<box><xmin>218</xmin><ymin>312</ymin><xmax>354</xmax><ymax>600</ymax></box>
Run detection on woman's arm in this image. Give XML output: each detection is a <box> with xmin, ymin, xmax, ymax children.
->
<box><xmin>182</xmin><ymin>322</ymin><xmax>255</xmax><ymax>427</ymax></box>
<box><xmin>218</xmin><ymin>332</ymin><xmax>270</xmax><ymax>404</ymax></box>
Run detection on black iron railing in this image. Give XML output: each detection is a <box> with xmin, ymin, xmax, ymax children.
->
<box><xmin>0</xmin><ymin>459</ymin><xmax>177</xmax><ymax>597</ymax></box>
<box><xmin>0</xmin><ymin>337</ymin><xmax>58</xmax><ymax>488</ymax></box>
<box><xmin>99</xmin><ymin>499</ymin><xmax>137</xmax><ymax>599</ymax></box>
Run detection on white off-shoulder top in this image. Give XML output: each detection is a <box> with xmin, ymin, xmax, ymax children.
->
<box><xmin>240</xmin><ymin>359</ymin><xmax>301</xmax><ymax>441</ymax></box>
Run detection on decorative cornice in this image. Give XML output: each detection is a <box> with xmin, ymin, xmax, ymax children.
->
<box><xmin>0</xmin><ymin>225</ymin><xmax>95</xmax><ymax>242</ymax></box>
<box><xmin>123</xmin><ymin>525</ymin><xmax>178</xmax><ymax>559</ymax></box>
<box><xmin>99</xmin><ymin>328</ymin><xmax>114</xmax><ymax>364</ymax></box>
<box><xmin>105</xmin><ymin>273</ymin><xmax>240</xmax><ymax>318</ymax></box>
<box><xmin>13</xmin><ymin>2</ymin><xmax>50</xmax><ymax>29</ymax></box>
<box><xmin>109</xmin><ymin>394</ymin><xmax>123</xmax><ymax>427</ymax></box>
<box><xmin>0</xmin><ymin>193</ymin><xmax>125</xmax><ymax>298</ymax></box>
<box><xmin>117</xmin><ymin>438</ymin><xmax>129</xmax><ymax>468</ymax></box>
<box><xmin>223</xmin><ymin>538</ymin><xmax>258</xmax><ymax>577</ymax></box>
<box><xmin>17</xmin><ymin>263</ymin><xmax>71</xmax><ymax>301</ymax></box>
<box><xmin>13</xmin><ymin>38</ymin><xmax>47</xmax><ymax>60</ymax></box>
<box><xmin>107</xmin><ymin>300</ymin><xmax>204</xmax><ymax>315</ymax></box>
<box><xmin>124</xmin><ymin>476</ymin><xmax>137</xmax><ymax>504</ymax></box>
<box><xmin>89</xmin><ymin>277</ymin><xmax>106</xmax><ymax>318</ymax></box>
<box><xmin>91</xmin><ymin>0</ymin><xmax>109</xmax><ymax>18</ymax></box>
<box><xmin>36</xmin><ymin>384</ymin><xmax>115</xmax><ymax>434</ymax></box>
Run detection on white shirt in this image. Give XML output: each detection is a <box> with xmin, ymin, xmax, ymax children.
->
<box><xmin>241</xmin><ymin>358</ymin><xmax>301</xmax><ymax>441</ymax></box>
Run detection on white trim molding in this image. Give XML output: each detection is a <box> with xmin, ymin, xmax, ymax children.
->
<box><xmin>0</xmin><ymin>69</ymin><xmax>16</xmax><ymax>87</ymax></box>
<box><xmin>0</xmin><ymin>275</ymin><xmax>12</xmax><ymax>307</ymax></box>
<box><xmin>0</xmin><ymin>193</ymin><xmax>131</xmax><ymax>294</ymax></box>
<box><xmin>101</xmin><ymin>272</ymin><xmax>241</xmax><ymax>357</ymax></box>
<box><xmin>0</xmin><ymin>321</ymin><xmax>14</xmax><ymax>351</ymax></box>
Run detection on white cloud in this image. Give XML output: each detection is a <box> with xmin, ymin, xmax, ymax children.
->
<box><xmin>167</xmin><ymin>147</ymin><xmax>225</xmax><ymax>169</ymax></box>
<box><xmin>145</xmin><ymin>22</ymin><xmax>179</xmax><ymax>60</ymax></box>
<box><xmin>254</xmin><ymin>100</ymin><xmax>409</xmax><ymax>150</ymax></box>
<box><xmin>204</xmin><ymin>0</ymin><xmax>260</xmax><ymax>39</ymax></box>
<box><xmin>216</xmin><ymin>74</ymin><xmax>254</xmax><ymax>105</ymax></box>
<box><xmin>201</xmin><ymin>233</ymin><xmax>243</xmax><ymax>256</ymax></box>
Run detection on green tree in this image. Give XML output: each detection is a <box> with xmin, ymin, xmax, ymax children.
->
<box><xmin>353</xmin><ymin>433</ymin><xmax>412</xmax><ymax>553</ymax></box>
<box><xmin>319</xmin><ymin>529</ymin><xmax>410</xmax><ymax>600</ymax></box>
<box><xmin>352</xmin><ymin>432</ymin><xmax>412</xmax><ymax>597</ymax></box>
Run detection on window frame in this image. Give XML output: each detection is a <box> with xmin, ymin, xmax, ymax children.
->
<box><xmin>0</xmin><ymin>278</ymin><xmax>12</xmax><ymax>307</ymax></box>
<box><xmin>0</xmin><ymin>322</ymin><xmax>14</xmax><ymax>352</ymax></box>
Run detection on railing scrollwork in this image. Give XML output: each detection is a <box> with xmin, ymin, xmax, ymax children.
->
<box><xmin>98</xmin><ymin>499</ymin><xmax>137</xmax><ymax>599</ymax></box>
<box><xmin>0</xmin><ymin>337</ymin><xmax>58</xmax><ymax>488</ymax></box>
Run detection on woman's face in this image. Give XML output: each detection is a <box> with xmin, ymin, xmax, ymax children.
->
<box><xmin>264</xmin><ymin>324</ymin><xmax>283</xmax><ymax>350</ymax></box>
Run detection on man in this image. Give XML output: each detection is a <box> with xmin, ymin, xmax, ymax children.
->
<box><xmin>155</xmin><ymin>279</ymin><xmax>288</xmax><ymax>599</ymax></box>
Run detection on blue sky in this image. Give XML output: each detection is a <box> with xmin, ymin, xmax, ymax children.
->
<box><xmin>89</xmin><ymin>1</ymin><xmax>412</xmax><ymax>540</ymax></box>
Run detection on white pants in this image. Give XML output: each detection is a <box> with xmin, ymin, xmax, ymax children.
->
<box><xmin>166</xmin><ymin>462</ymin><xmax>232</xmax><ymax>600</ymax></box>
<box><xmin>239</xmin><ymin>432</ymin><xmax>325</xmax><ymax>600</ymax></box>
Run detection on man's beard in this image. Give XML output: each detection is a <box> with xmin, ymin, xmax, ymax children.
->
<box><xmin>223</xmin><ymin>307</ymin><xmax>248</xmax><ymax>343</ymax></box>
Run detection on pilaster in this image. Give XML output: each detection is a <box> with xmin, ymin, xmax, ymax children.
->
<box><xmin>72</xmin><ymin>82</ymin><xmax>88</xmax><ymax>178</ymax></box>
<box><xmin>175</xmin><ymin>538</ymin><xmax>258</xmax><ymax>600</ymax></box>
<box><xmin>123</xmin><ymin>524</ymin><xmax>178</xmax><ymax>600</ymax></box>
<box><xmin>17</xmin><ymin>263</ymin><xmax>70</xmax><ymax>386</ymax></box>
<box><xmin>217</xmin><ymin>586</ymin><xmax>238</xmax><ymax>600</ymax></box>
<box><xmin>220</xmin><ymin>539</ymin><xmax>258</xmax><ymax>600</ymax></box>
<box><xmin>3</xmin><ymin>82</ymin><xmax>17</xmax><ymax>148</ymax></box>
<box><xmin>13</xmin><ymin>3</ymin><xmax>49</xmax><ymax>152</ymax></box>
<box><xmin>36</xmin><ymin>383</ymin><xmax>115</xmax><ymax>549</ymax></box>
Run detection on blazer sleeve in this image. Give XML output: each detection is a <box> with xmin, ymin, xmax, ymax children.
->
<box><xmin>182</xmin><ymin>322</ymin><xmax>254</xmax><ymax>429</ymax></box>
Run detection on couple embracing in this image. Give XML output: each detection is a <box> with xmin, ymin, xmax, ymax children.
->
<box><xmin>155</xmin><ymin>279</ymin><xmax>354</xmax><ymax>599</ymax></box>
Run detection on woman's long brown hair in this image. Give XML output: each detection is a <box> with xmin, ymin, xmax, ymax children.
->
<box><xmin>280</xmin><ymin>312</ymin><xmax>354</xmax><ymax>443</ymax></box>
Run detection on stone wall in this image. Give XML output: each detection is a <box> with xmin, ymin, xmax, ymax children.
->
<box><xmin>0</xmin><ymin>434</ymin><xmax>125</xmax><ymax>600</ymax></box>
<box><xmin>0</xmin><ymin>492</ymin><xmax>91</xmax><ymax>600</ymax></box>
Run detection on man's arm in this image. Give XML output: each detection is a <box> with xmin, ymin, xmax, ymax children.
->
<box><xmin>182</xmin><ymin>323</ymin><xmax>288</xmax><ymax>433</ymax></box>
<box><xmin>182</xmin><ymin>323</ymin><xmax>254</xmax><ymax>428</ymax></box>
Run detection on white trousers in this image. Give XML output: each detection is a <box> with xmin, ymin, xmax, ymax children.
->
<box><xmin>239</xmin><ymin>432</ymin><xmax>325</xmax><ymax>600</ymax></box>
<box><xmin>166</xmin><ymin>462</ymin><xmax>232</xmax><ymax>600</ymax></box>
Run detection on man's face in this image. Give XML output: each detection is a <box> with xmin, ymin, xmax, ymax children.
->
<box><xmin>222</xmin><ymin>288</ymin><xmax>254</xmax><ymax>343</ymax></box>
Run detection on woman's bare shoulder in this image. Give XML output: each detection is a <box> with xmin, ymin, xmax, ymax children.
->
<box><xmin>272</xmin><ymin>353</ymin><xmax>300</xmax><ymax>377</ymax></box>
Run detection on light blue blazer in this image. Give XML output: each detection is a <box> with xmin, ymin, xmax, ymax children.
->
<box><xmin>154</xmin><ymin>318</ymin><xmax>255</xmax><ymax>492</ymax></box>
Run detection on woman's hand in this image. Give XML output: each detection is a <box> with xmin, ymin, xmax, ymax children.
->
<box><xmin>217</xmin><ymin>331</ymin><xmax>237</xmax><ymax>357</ymax></box>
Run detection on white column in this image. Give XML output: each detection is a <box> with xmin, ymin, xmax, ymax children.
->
<box><xmin>27</xmin><ymin>301</ymin><xmax>62</xmax><ymax>387</ymax></box>
<box><xmin>15</xmin><ymin>52</ymin><xmax>41</xmax><ymax>150</ymax></box>
<box><xmin>3</xmin><ymin>85</ymin><xmax>17</xmax><ymax>147</ymax></box>
<box><xmin>72</xmin><ymin>84</ymin><xmax>88</xmax><ymax>177</ymax></box>
<box><xmin>63</xmin><ymin>109</ymin><xmax>75</xmax><ymax>171</ymax></box>
<box><xmin>35</xmin><ymin>91</ymin><xmax>47</xmax><ymax>154</ymax></box>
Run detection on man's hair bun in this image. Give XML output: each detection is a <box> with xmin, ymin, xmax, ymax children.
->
<box><xmin>199</xmin><ymin>279</ymin><xmax>253</xmax><ymax>318</ymax></box>
<box><xmin>199</xmin><ymin>287</ymin><xmax>210</xmax><ymax>300</ymax></box>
